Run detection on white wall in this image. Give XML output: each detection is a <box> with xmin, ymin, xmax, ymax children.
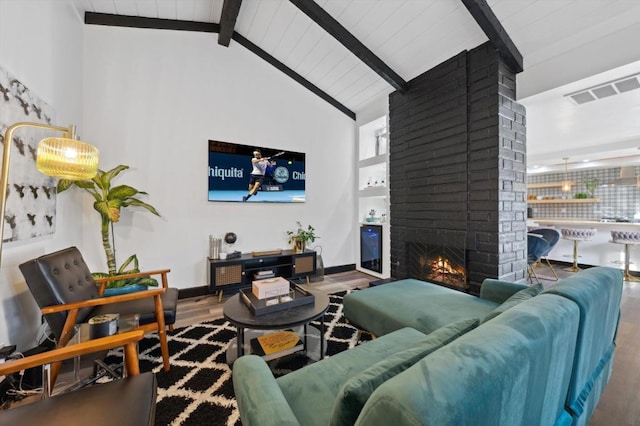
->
<box><xmin>81</xmin><ymin>26</ymin><xmax>356</xmax><ymax>290</ymax></box>
<box><xmin>0</xmin><ymin>0</ymin><xmax>87</xmax><ymax>349</ymax></box>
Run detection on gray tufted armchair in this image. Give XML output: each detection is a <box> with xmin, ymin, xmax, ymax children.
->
<box><xmin>19</xmin><ymin>246</ymin><xmax>177</xmax><ymax>388</ymax></box>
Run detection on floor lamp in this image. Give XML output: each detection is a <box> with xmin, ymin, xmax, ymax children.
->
<box><xmin>0</xmin><ymin>122</ymin><xmax>99</xmax><ymax>263</ymax></box>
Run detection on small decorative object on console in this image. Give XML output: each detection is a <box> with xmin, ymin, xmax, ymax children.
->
<box><xmin>286</xmin><ymin>222</ymin><xmax>318</xmax><ymax>253</ymax></box>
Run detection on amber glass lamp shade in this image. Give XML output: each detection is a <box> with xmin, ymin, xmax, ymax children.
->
<box><xmin>36</xmin><ymin>137</ymin><xmax>99</xmax><ymax>180</ymax></box>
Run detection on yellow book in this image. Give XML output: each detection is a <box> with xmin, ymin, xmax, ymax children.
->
<box><xmin>253</xmin><ymin>330</ymin><xmax>302</xmax><ymax>356</ymax></box>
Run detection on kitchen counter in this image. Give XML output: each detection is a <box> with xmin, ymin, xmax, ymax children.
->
<box><xmin>528</xmin><ymin>218</ymin><xmax>640</xmax><ymax>271</ymax></box>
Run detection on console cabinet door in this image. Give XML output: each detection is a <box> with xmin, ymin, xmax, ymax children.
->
<box><xmin>209</xmin><ymin>261</ymin><xmax>244</xmax><ymax>288</ymax></box>
<box><xmin>291</xmin><ymin>252</ymin><xmax>316</xmax><ymax>278</ymax></box>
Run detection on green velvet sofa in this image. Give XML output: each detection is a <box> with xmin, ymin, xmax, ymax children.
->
<box><xmin>232</xmin><ymin>267</ymin><xmax>623</xmax><ymax>426</ymax></box>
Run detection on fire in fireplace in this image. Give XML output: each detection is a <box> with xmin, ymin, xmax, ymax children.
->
<box><xmin>422</xmin><ymin>255</ymin><xmax>467</xmax><ymax>288</ymax></box>
<box><xmin>408</xmin><ymin>242</ymin><xmax>468</xmax><ymax>290</ymax></box>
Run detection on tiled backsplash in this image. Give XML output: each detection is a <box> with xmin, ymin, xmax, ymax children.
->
<box><xmin>528</xmin><ymin>167</ymin><xmax>640</xmax><ymax>219</ymax></box>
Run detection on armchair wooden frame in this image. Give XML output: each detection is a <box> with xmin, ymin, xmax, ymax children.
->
<box><xmin>40</xmin><ymin>269</ymin><xmax>172</xmax><ymax>388</ymax></box>
<box><xmin>0</xmin><ymin>330</ymin><xmax>145</xmax><ymax>395</ymax></box>
<box><xmin>95</xmin><ymin>268</ymin><xmax>174</xmax><ymax>331</ymax></box>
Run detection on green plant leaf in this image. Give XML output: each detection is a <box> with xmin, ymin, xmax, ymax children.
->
<box><xmin>56</xmin><ymin>179</ymin><xmax>75</xmax><ymax>192</ymax></box>
<box><xmin>124</xmin><ymin>198</ymin><xmax>160</xmax><ymax>216</ymax></box>
<box><xmin>101</xmin><ymin>165</ymin><xmax>129</xmax><ymax>187</ymax></box>
<box><xmin>94</xmin><ymin>199</ymin><xmax>123</xmax><ymax>222</ymax></box>
<box><xmin>117</xmin><ymin>254</ymin><xmax>139</xmax><ymax>273</ymax></box>
<box><xmin>108</xmin><ymin>184</ymin><xmax>139</xmax><ymax>200</ymax></box>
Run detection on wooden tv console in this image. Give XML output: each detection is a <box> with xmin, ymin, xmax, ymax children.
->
<box><xmin>208</xmin><ymin>250</ymin><xmax>317</xmax><ymax>301</ymax></box>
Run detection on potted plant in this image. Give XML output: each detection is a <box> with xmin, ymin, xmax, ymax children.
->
<box><xmin>57</xmin><ymin>165</ymin><xmax>160</xmax><ymax>294</ymax></box>
<box><xmin>286</xmin><ymin>222</ymin><xmax>317</xmax><ymax>253</ymax></box>
<box><xmin>584</xmin><ymin>178</ymin><xmax>598</xmax><ymax>198</ymax></box>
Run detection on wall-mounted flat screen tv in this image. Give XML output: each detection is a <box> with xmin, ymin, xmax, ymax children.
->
<box><xmin>208</xmin><ymin>140</ymin><xmax>306</xmax><ymax>203</ymax></box>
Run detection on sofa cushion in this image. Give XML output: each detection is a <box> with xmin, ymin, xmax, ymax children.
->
<box><xmin>276</xmin><ymin>326</ymin><xmax>427</xmax><ymax>426</ymax></box>
<box><xmin>356</xmin><ymin>294</ymin><xmax>580</xmax><ymax>426</ymax></box>
<box><xmin>330</xmin><ymin>318</ymin><xmax>479</xmax><ymax>426</ymax></box>
<box><xmin>482</xmin><ymin>284</ymin><xmax>543</xmax><ymax>323</ymax></box>
<box><xmin>343</xmin><ymin>279</ymin><xmax>497</xmax><ymax>336</ymax></box>
<box><xmin>479</xmin><ymin>279</ymin><xmax>529</xmax><ymax>304</ymax></box>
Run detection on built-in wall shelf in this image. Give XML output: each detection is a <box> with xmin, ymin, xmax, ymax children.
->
<box><xmin>527</xmin><ymin>181</ymin><xmax>576</xmax><ymax>189</ymax></box>
<box><xmin>359</xmin><ymin>154</ymin><xmax>387</xmax><ymax>168</ymax></box>
<box><xmin>359</xmin><ymin>187</ymin><xmax>386</xmax><ymax>198</ymax></box>
<box><xmin>357</xmin><ymin>115</ymin><xmax>389</xmax><ymax>279</ymax></box>
<box><xmin>528</xmin><ymin>198</ymin><xmax>600</xmax><ymax>204</ymax></box>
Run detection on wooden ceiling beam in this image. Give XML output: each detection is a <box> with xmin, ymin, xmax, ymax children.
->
<box><xmin>85</xmin><ymin>12</ymin><xmax>219</xmax><ymax>33</ymax></box>
<box><xmin>289</xmin><ymin>0</ymin><xmax>408</xmax><ymax>92</ymax></box>
<box><xmin>218</xmin><ymin>0</ymin><xmax>243</xmax><ymax>47</ymax></box>
<box><xmin>460</xmin><ymin>0</ymin><xmax>523</xmax><ymax>73</ymax></box>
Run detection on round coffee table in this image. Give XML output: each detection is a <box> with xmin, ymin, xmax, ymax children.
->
<box><xmin>223</xmin><ymin>291</ymin><xmax>330</xmax><ymax>364</ymax></box>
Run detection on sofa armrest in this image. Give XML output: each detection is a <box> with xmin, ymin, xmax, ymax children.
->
<box><xmin>232</xmin><ymin>355</ymin><xmax>300</xmax><ymax>426</ymax></box>
<box><xmin>479</xmin><ymin>279</ymin><xmax>529</xmax><ymax>304</ymax></box>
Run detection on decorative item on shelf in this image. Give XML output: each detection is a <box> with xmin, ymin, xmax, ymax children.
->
<box><xmin>0</xmin><ymin>122</ymin><xmax>100</xmax><ymax>264</ymax></box>
<box><xmin>286</xmin><ymin>221</ymin><xmax>317</xmax><ymax>253</ymax></box>
<box><xmin>574</xmin><ymin>193</ymin><xmax>588</xmax><ymax>199</ymax></box>
<box><xmin>210</xmin><ymin>235</ymin><xmax>222</xmax><ymax>259</ymax></box>
<box><xmin>366</xmin><ymin>209</ymin><xmax>376</xmax><ymax>223</ymax></box>
<box><xmin>561</xmin><ymin>157</ymin><xmax>572</xmax><ymax>192</ymax></box>
<box><xmin>584</xmin><ymin>178</ymin><xmax>598</xmax><ymax>198</ymax></box>
<box><xmin>57</xmin><ymin>165</ymin><xmax>160</xmax><ymax>293</ymax></box>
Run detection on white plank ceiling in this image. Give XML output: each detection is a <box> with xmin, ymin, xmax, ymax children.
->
<box><xmin>72</xmin><ymin>0</ymin><xmax>640</xmax><ymax>166</ymax></box>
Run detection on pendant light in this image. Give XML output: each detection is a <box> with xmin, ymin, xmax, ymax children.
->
<box><xmin>561</xmin><ymin>157</ymin><xmax>572</xmax><ymax>192</ymax></box>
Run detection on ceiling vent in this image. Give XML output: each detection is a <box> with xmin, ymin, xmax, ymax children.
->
<box><xmin>565</xmin><ymin>73</ymin><xmax>640</xmax><ymax>105</ymax></box>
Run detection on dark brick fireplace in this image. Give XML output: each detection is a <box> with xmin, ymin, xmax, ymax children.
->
<box><xmin>389</xmin><ymin>42</ymin><xmax>527</xmax><ymax>294</ymax></box>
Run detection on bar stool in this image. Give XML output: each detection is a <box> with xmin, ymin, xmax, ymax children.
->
<box><xmin>561</xmin><ymin>228</ymin><xmax>597</xmax><ymax>272</ymax></box>
<box><xmin>610</xmin><ymin>230</ymin><xmax>640</xmax><ymax>282</ymax></box>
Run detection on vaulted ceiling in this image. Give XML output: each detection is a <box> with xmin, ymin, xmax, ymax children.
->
<box><xmin>71</xmin><ymin>0</ymin><xmax>640</xmax><ymax>168</ymax></box>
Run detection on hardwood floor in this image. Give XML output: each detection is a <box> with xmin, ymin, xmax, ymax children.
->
<box><xmin>176</xmin><ymin>266</ymin><xmax>640</xmax><ymax>425</ymax></box>
<box><xmin>173</xmin><ymin>270</ymin><xmax>373</xmax><ymax>328</ymax></box>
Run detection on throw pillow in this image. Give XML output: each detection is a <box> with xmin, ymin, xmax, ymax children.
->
<box><xmin>329</xmin><ymin>318</ymin><xmax>479</xmax><ymax>426</ymax></box>
<box><xmin>482</xmin><ymin>283</ymin><xmax>543</xmax><ymax>323</ymax></box>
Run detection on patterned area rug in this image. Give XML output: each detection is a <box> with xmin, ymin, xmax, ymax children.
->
<box><xmin>105</xmin><ymin>290</ymin><xmax>371</xmax><ymax>426</ymax></box>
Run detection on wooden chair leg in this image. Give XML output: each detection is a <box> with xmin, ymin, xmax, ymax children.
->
<box><xmin>154</xmin><ymin>295</ymin><xmax>170</xmax><ymax>371</ymax></box>
<box><xmin>50</xmin><ymin>308</ymin><xmax>80</xmax><ymax>391</ymax></box>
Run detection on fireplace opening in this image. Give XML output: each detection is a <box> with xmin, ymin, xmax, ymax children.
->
<box><xmin>409</xmin><ymin>243</ymin><xmax>468</xmax><ymax>290</ymax></box>
<box><xmin>422</xmin><ymin>254</ymin><xmax>466</xmax><ymax>288</ymax></box>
